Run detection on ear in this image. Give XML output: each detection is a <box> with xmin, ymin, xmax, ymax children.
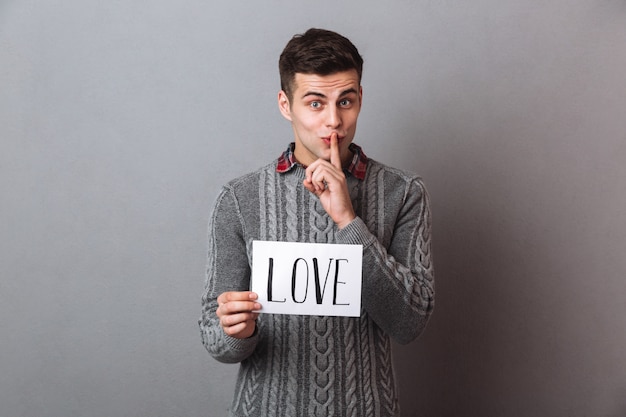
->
<box><xmin>358</xmin><ymin>85</ymin><xmax>363</xmax><ymax>108</ymax></box>
<box><xmin>277</xmin><ymin>90</ymin><xmax>292</xmax><ymax>121</ymax></box>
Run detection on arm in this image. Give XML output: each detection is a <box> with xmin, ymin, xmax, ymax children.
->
<box><xmin>199</xmin><ymin>186</ymin><xmax>260</xmax><ymax>363</ymax></box>
<box><xmin>304</xmin><ymin>135</ymin><xmax>434</xmax><ymax>343</ymax></box>
<box><xmin>337</xmin><ymin>178</ymin><xmax>434</xmax><ymax>344</ymax></box>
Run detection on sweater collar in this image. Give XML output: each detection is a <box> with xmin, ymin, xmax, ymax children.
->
<box><xmin>276</xmin><ymin>142</ymin><xmax>368</xmax><ymax>180</ymax></box>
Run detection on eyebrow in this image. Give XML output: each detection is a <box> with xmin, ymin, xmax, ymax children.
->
<box><xmin>301</xmin><ymin>87</ymin><xmax>359</xmax><ymax>100</ymax></box>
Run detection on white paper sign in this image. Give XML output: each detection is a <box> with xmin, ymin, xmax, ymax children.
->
<box><xmin>251</xmin><ymin>240</ymin><xmax>363</xmax><ymax>317</ymax></box>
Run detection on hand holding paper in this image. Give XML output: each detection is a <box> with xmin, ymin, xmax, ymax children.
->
<box><xmin>216</xmin><ymin>291</ymin><xmax>261</xmax><ymax>339</ymax></box>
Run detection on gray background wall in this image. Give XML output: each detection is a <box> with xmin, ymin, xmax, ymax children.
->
<box><xmin>2</xmin><ymin>1</ymin><xmax>625</xmax><ymax>416</ymax></box>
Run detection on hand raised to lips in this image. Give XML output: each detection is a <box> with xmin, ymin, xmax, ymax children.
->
<box><xmin>303</xmin><ymin>132</ymin><xmax>356</xmax><ymax>229</ymax></box>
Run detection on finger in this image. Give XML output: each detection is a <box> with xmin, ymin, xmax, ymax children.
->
<box><xmin>302</xmin><ymin>178</ymin><xmax>319</xmax><ymax>195</ymax></box>
<box><xmin>221</xmin><ymin>311</ymin><xmax>259</xmax><ymax>328</ymax></box>
<box><xmin>217</xmin><ymin>300</ymin><xmax>262</xmax><ymax>317</ymax></box>
<box><xmin>228</xmin><ymin>300</ymin><xmax>262</xmax><ymax>314</ymax></box>
<box><xmin>218</xmin><ymin>291</ymin><xmax>258</xmax><ymax>305</ymax></box>
<box><xmin>329</xmin><ymin>132</ymin><xmax>341</xmax><ymax>170</ymax></box>
<box><xmin>222</xmin><ymin>320</ymin><xmax>254</xmax><ymax>337</ymax></box>
<box><xmin>304</xmin><ymin>163</ymin><xmax>326</xmax><ymax>193</ymax></box>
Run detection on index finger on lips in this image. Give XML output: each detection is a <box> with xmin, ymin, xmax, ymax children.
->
<box><xmin>329</xmin><ymin>132</ymin><xmax>341</xmax><ymax>170</ymax></box>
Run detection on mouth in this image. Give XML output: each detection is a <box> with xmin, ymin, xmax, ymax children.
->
<box><xmin>322</xmin><ymin>135</ymin><xmax>346</xmax><ymax>145</ymax></box>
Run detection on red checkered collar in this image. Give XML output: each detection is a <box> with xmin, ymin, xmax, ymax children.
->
<box><xmin>276</xmin><ymin>142</ymin><xmax>368</xmax><ymax>180</ymax></box>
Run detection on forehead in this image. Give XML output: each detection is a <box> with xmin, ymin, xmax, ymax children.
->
<box><xmin>292</xmin><ymin>70</ymin><xmax>360</xmax><ymax>97</ymax></box>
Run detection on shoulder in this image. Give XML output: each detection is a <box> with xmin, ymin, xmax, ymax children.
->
<box><xmin>211</xmin><ymin>161</ymin><xmax>280</xmax><ymax>214</ymax></box>
<box><xmin>363</xmin><ymin>160</ymin><xmax>431</xmax><ymax>220</ymax></box>
<box><xmin>221</xmin><ymin>161</ymin><xmax>278</xmax><ymax>192</ymax></box>
<box><xmin>209</xmin><ymin>163</ymin><xmax>277</xmax><ymax>224</ymax></box>
<box><xmin>365</xmin><ymin>159</ymin><xmax>426</xmax><ymax>190</ymax></box>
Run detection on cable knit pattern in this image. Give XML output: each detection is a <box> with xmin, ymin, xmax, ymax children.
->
<box><xmin>343</xmin><ymin>317</ymin><xmax>358</xmax><ymax>417</ymax></box>
<box><xmin>199</xmin><ymin>155</ymin><xmax>434</xmax><ymax>417</ymax></box>
<box><xmin>311</xmin><ymin>317</ymin><xmax>334</xmax><ymax>417</ymax></box>
<box><xmin>359</xmin><ymin>313</ymin><xmax>375</xmax><ymax>417</ymax></box>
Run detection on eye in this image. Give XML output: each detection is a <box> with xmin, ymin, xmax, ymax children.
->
<box><xmin>310</xmin><ymin>101</ymin><xmax>322</xmax><ymax>109</ymax></box>
<box><xmin>339</xmin><ymin>99</ymin><xmax>352</xmax><ymax>107</ymax></box>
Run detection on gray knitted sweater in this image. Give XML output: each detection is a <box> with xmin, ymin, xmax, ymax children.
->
<box><xmin>199</xmin><ymin>152</ymin><xmax>434</xmax><ymax>417</ymax></box>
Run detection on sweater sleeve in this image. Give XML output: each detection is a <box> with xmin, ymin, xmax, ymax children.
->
<box><xmin>199</xmin><ymin>186</ymin><xmax>259</xmax><ymax>363</ymax></box>
<box><xmin>336</xmin><ymin>177</ymin><xmax>435</xmax><ymax>344</ymax></box>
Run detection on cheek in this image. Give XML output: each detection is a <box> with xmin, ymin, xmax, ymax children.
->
<box><xmin>344</xmin><ymin>115</ymin><xmax>359</xmax><ymax>132</ymax></box>
<box><xmin>295</xmin><ymin>114</ymin><xmax>320</xmax><ymax>132</ymax></box>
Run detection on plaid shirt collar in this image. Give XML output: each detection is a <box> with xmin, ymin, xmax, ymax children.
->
<box><xmin>276</xmin><ymin>142</ymin><xmax>368</xmax><ymax>180</ymax></box>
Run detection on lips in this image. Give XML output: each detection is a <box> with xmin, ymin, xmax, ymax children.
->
<box><xmin>322</xmin><ymin>135</ymin><xmax>345</xmax><ymax>144</ymax></box>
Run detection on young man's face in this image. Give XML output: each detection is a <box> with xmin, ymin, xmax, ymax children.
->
<box><xmin>278</xmin><ymin>70</ymin><xmax>362</xmax><ymax>167</ymax></box>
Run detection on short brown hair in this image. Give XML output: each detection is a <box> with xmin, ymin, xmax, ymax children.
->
<box><xmin>279</xmin><ymin>28</ymin><xmax>364</xmax><ymax>101</ymax></box>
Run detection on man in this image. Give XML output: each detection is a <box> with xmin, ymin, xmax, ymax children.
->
<box><xmin>199</xmin><ymin>28</ymin><xmax>434</xmax><ymax>417</ymax></box>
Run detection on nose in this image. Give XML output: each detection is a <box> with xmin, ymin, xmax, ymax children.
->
<box><xmin>325</xmin><ymin>105</ymin><xmax>341</xmax><ymax>129</ymax></box>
